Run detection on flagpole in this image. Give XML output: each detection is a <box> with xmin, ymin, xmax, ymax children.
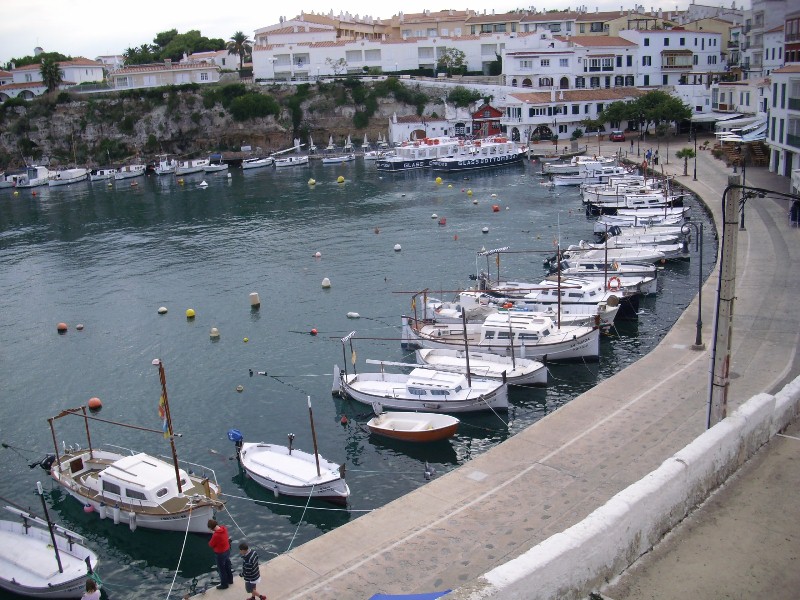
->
<box><xmin>153</xmin><ymin>358</ymin><xmax>183</xmax><ymax>493</ymax></box>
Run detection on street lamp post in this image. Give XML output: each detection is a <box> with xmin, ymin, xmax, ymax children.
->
<box><xmin>681</xmin><ymin>222</ymin><xmax>704</xmax><ymax>349</ymax></box>
<box><xmin>692</xmin><ymin>125</ymin><xmax>698</xmax><ymax>181</ymax></box>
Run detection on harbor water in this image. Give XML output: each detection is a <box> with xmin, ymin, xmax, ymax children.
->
<box><xmin>0</xmin><ymin>159</ymin><xmax>715</xmax><ymax>599</ymax></box>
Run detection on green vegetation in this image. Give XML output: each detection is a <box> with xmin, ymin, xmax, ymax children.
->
<box><xmin>226</xmin><ymin>31</ymin><xmax>253</xmax><ymax>71</ymax></box>
<box><xmin>229</xmin><ymin>92</ymin><xmax>280</xmax><ymax>121</ymax></box>
<box><xmin>676</xmin><ymin>147</ymin><xmax>696</xmax><ymax>176</ymax></box>
<box><xmin>124</xmin><ymin>29</ymin><xmax>226</xmax><ymax>65</ymax></box>
<box><xmin>39</xmin><ymin>57</ymin><xmax>63</xmax><ymax>93</ymax></box>
<box><xmin>436</xmin><ymin>48</ymin><xmax>466</xmax><ymax>76</ymax></box>
<box><xmin>446</xmin><ymin>86</ymin><xmax>482</xmax><ymax>108</ymax></box>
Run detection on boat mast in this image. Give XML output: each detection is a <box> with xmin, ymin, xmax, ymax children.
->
<box><xmin>307</xmin><ymin>396</ymin><xmax>321</xmax><ymax>477</ymax></box>
<box><xmin>37</xmin><ymin>481</ymin><xmax>64</xmax><ymax>573</ymax></box>
<box><xmin>152</xmin><ymin>359</ymin><xmax>183</xmax><ymax>493</ymax></box>
<box><xmin>461</xmin><ymin>311</ymin><xmax>472</xmax><ymax>386</ymax></box>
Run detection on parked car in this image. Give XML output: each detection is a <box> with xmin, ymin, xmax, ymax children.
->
<box><xmin>610</xmin><ymin>130</ymin><xmax>626</xmax><ymax>142</ymax></box>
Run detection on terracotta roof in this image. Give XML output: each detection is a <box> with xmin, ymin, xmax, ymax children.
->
<box><xmin>395</xmin><ymin>114</ymin><xmax>448</xmax><ymax>124</ymax></box>
<box><xmin>395</xmin><ymin>10</ymin><xmax>474</xmax><ymax>24</ymax></box>
<box><xmin>772</xmin><ymin>64</ymin><xmax>800</xmax><ymax>73</ymax></box>
<box><xmin>0</xmin><ymin>70</ymin><xmax>11</xmax><ymax>77</ymax></box>
<box><xmin>0</xmin><ymin>81</ymin><xmax>46</xmax><ymax>90</ymax></box>
<box><xmin>765</xmin><ymin>25</ymin><xmax>785</xmax><ymax>34</ymax></box>
<box><xmin>267</xmin><ymin>25</ymin><xmax>333</xmax><ymax>35</ymax></box>
<box><xmin>308</xmin><ymin>41</ymin><xmax>350</xmax><ymax>48</ymax></box>
<box><xmin>557</xmin><ymin>36</ymin><xmax>637</xmax><ymax>47</ymax></box>
<box><xmin>12</xmin><ymin>57</ymin><xmax>102</xmax><ymax>71</ymax></box>
<box><xmin>110</xmin><ymin>61</ymin><xmax>219</xmax><ymax>75</ymax></box>
<box><xmin>465</xmin><ymin>12</ymin><xmax>524</xmax><ymax>25</ymax></box>
<box><xmin>576</xmin><ymin>11</ymin><xmax>633</xmax><ymax>22</ymax></box>
<box><xmin>508</xmin><ymin>88</ymin><xmax>645</xmax><ymax>104</ymax></box>
<box><xmin>521</xmin><ymin>11</ymin><xmax>581</xmax><ymax>23</ymax></box>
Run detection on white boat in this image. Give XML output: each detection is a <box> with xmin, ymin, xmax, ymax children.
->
<box><xmin>559</xmin><ymin>245</ymin><xmax>667</xmax><ymax>265</ymax></box>
<box><xmin>325</xmin><ymin>135</ymin><xmax>336</xmax><ymax>152</ymax></box>
<box><xmin>343</xmin><ymin>135</ymin><xmax>354</xmax><ymax>153</ymax></box>
<box><xmin>401</xmin><ymin>312</ymin><xmax>600</xmax><ymax>362</ymax></box>
<box><xmin>0</xmin><ymin>501</ymin><xmax>99</xmax><ymax>599</ymax></box>
<box><xmin>89</xmin><ymin>168</ymin><xmax>117</xmax><ymax>181</ymax></box>
<box><xmin>322</xmin><ymin>153</ymin><xmax>356</xmax><ymax>164</ymax></box>
<box><xmin>335</xmin><ymin>363</ymin><xmax>508</xmax><ymax>414</ymax></box>
<box><xmin>594</xmin><ymin>212</ymin><xmax>686</xmax><ymax>230</ymax></box>
<box><xmin>552</xmin><ymin>166</ymin><xmax>629</xmax><ymax>186</ymax></box>
<box><xmin>11</xmin><ymin>165</ymin><xmax>51</xmax><ymax>188</ymax></box>
<box><xmin>551</xmin><ymin>257</ymin><xmax>659</xmax><ymax>284</ymax></box>
<box><xmin>48</xmin><ymin>168</ymin><xmax>89</xmax><ymax>187</ymax></box>
<box><xmin>308</xmin><ymin>136</ymin><xmax>318</xmax><ymax>154</ymax></box>
<box><xmin>113</xmin><ymin>164</ymin><xmax>146</xmax><ymax>180</ymax></box>
<box><xmin>363</xmin><ymin>149</ymin><xmax>395</xmax><ymax>160</ymax></box>
<box><xmin>176</xmin><ymin>158</ymin><xmax>209</xmax><ymax>176</ymax></box>
<box><xmin>231</xmin><ymin>397</ymin><xmax>350</xmax><ymax>505</ymax></box>
<box><xmin>571</xmin><ymin>238</ymin><xmax>689</xmax><ymax>260</ymax></box>
<box><xmin>415</xmin><ymin>349</ymin><xmax>547</xmax><ymax>386</ymax></box>
<box><xmin>376</xmin><ymin>136</ymin><xmax>462</xmax><ymax>171</ymax></box>
<box><xmin>274</xmin><ymin>155</ymin><xmax>309</xmax><ymax>167</ymax></box>
<box><xmin>429</xmin><ymin>137</ymin><xmax>526</xmax><ymax>172</ymax></box>
<box><xmin>542</xmin><ymin>155</ymin><xmax>616</xmax><ymax>174</ymax></box>
<box><xmin>242</xmin><ymin>156</ymin><xmax>274</xmax><ymax>170</ymax></box>
<box><xmin>361</xmin><ymin>133</ymin><xmax>370</xmax><ymax>150</ymax></box>
<box><xmin>366</xmin><ymin>410</ymin><xmax>460</xmax><ymax>442</ymax></box>
<box><xmin>204</xmin><ymin>154</ymin><xmax>228</xmax><ymax>173</ymax></box>
<box><xmin>154</xmin><ymin>155</ymin><xmax>177</xmax><ymax>176</ymax></box>
<box><xmin>44</xmin><ymin>359</ymin><xmax>224</xmax><ymax>533</ymax></box>
<box><xmin>0</xmin><ymin>172</ymin><xmax>14</xmax><ymax>189</ymax></box>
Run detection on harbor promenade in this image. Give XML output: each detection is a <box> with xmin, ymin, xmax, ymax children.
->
<box><xmin>195</xmin><ymin>138</ymin><xmax>800</xmax><ymax>600</ymax></box>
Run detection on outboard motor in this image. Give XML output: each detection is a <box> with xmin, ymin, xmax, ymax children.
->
<box><xmin>227</xmin><ymin>429</ymin><xmax>244</xmax><ymax>462</ymax></box>
<box><xmin>30</xmin><ymin>454</ymin><xmax>55</xmax><ymax>472</ymax></box>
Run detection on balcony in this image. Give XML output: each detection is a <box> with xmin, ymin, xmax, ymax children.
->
<box><xmin>787</xmin><ymin>133</ymin><xmax>800</xmax><ymax>149</ymax></box>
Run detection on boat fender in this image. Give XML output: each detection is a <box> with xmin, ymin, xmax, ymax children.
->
<box><xmin>112</xmin><ymin>503</ymin><xmax>120</xmax><ymax>524</ymax></box>
<box><xmin>128</xmin><ymin>511</ymin><xmax>137</xmax><ymax>531</ymax></box>
<box><xmin>98</xmin><ymin>502</ymin><xmax>107</xmax><ymax>520</ymax></box>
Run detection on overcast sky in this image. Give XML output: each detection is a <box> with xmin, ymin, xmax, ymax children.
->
<box><xmin>2</xmin><ymin>0</ymin><xmax>702</xmax><ymax>65</ymax></box>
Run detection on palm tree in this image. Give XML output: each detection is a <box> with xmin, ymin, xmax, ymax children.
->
<box><xmin>676</xmin><ymin>147</ymin><xmax>696</xmax><ymax>176</ymax></box>
<box><xmin>226</xmin><ymin>31</ymin><xmax>252</xmax><ymax>71</ymax></box>
<box><xmin>39</xmin><ymin>57</ymin><xmax>63</xmax><ymax>93</ymax></box>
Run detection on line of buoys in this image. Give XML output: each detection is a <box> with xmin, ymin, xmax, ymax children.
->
<box><xmin>186</xmin><ymin>308</ymin><xmax>196</xmax><ymax>319</ymax></box>
<box><xmin>321</xmin><ymin>277</ymin><xmax>331</xmax><ymax>288</ymax></box>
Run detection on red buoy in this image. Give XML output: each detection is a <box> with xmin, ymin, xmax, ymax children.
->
<box><xmin>57</xmin><ymin>322</ymin><xmax>68</xmax><ymax>333</ymax></box>
<box><xmin>340</xmin><ymin>415</ymin><xmax>348</xmax><ymax>425</ymax></box>
<box><xmin>310</xmin><ymin>328</ymin><xmax>318</xmax><ymax>336</ymax></box>
<box><xmin>492</xmin><ymin>204</ymin><xmax>500</xmax><ymax>212</ymax></box>
<box><xmin>88</xmin><ymin>397</ymin><xmax>103</xmax><ymax>412</ymax></box>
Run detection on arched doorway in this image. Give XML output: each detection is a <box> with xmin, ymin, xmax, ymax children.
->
<box><xmin>559</xmin><ymin>77</ymin><xmax>569</xmax><ymax>89</ymax></box>
<box><xmin>522</xmin><ymin>78</ymin><xmax>533</xmax><ymax>88</ymax></box>
<box><xmin>511</xmin><ymin>78</ymin><xmax>518</xmax><ymax>87</ymax></box>
<box><xmin>510</xmin><ymin>127</ymin><xmax>521</xmax><ymax>142</ymax></box>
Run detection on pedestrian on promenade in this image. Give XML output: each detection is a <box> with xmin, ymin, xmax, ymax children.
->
<box><xmin>239</xmin><ymin>542</ymin><xmax>267</xmax><ymax>600</ymax></box>
<box><xmin>654</xmin><ymin>149</ymin><xmax>659</xmax><ymax>165</ymax></box>
<box><xmin>630</xmin><ymin>139</ymin><xmax>634</xmax><ymax>152</ymax></box>
<box><xmin>208</xmin><ymin>519</ymin><xmax>234</xmax><ymax>590</ymax></box>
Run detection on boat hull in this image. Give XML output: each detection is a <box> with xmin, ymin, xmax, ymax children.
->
<box><xmin>415</xmin><ymin>348</ymin><xmax>547</xmax><ymax>386</ymax></box>
<box><xmin>239</xmin><ymin>443</ymin><xmax>349</xmax><ymax>504</ymax></box>
<box><xmin>429</xmin><ymin>150</ymin><xmax>525</xmax><ymax>172</ymax></box>
<box><xmin>366</xmin><ymin>412</ymin><xmax>459</xmax><ymax>442</ymax></box>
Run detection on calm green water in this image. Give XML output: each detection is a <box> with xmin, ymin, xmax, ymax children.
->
<box><xmin>0</xmin><ymin>159</ymin><xmax>715</xmax><ymax>599</ymax></box>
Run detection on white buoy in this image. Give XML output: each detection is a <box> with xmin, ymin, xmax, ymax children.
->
<box><xmin>227</xmin><ymin>173</ymin><xmax>232</xmax><ymax>179</ymax></box>
<box><xmin>431</xmin><ymin>213</ymin><xmax>438</xmax><ymax>219</ymax></box>
<box><xmin>472</xmin><ymin>199</ymin><xmax>478</xmax><ymax>205</ymax></box>
<box><xmin>394</xmin><ymin>244</ymin><xmax>402</xmax><ymax>252</ymax></box>
<box><xmin>249</xmin><ymin>292</ymin><xmax>261</xmax><ymax>309</ymax></box>
<box><xmin>482</xmin><ymin>227</ymin><xmax>489</xmax><ymax>233</ymax></box>
<box><xmin>347</xmin><ymin>312</ymin><xmax>361</xmax><ymax>319</ymax></box>
<box><xmin>157</xmin><ymin>306</ymin><xmax>168</xmax><ymax>314</ymax></box>
<box><xmin>314</xmin><ymin>251</ymin><xmax>322</xmax><ymax>258</ymax></box>
<box><xmin>199</xmin><ymin>181</ymin><xmax>208</xmax><ymax>188</ymax></box>
<box><xmin>210</xmin><ymin>327</ymin><xmax>220</xmax><ymax>339</ymax></box>
<box><xmin>321</xmin><ymin>277</ymin><xmax>332</xmax><ymax>288</ymax></box>
<box><xmin>491</xmin><ymin>193</ymin><xmax>497</xmax><ymax>198</ymax></box>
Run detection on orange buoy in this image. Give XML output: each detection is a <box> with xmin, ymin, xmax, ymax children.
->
<box><xmin>454</xmin><ymin>234</ymin><xmax>458</xmax><ymax>241</ymax></box>
<box><xmin>310</xmin><ymin>328</ymin><xmax>318</xmax><ymax>336</ymax></box>
<box><xmin>88</xmin><ymin>397</ymin><xmax>103</xmax><ymax>412</ymax></box>
<box><xmin>57</xmin><ymin>322</ymin><xmax>68</xmax><ymax>333</ymax></box>
<box><xmin>492</xmin><ymin>205</ymin><xmax>500</xmax><ymax>212</ymax></box>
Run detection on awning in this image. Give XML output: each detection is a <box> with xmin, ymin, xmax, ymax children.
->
<box><xmin>691</xmin><ymin>112</ymin><xmax>743</xmax><ymax>123</ymax></box>
<box><xmin>714</xmin><ymin>115</ymin><xmax>761</xmax><ymax>130</ymax></box>
<box><xmin>369</xmin><ymin>592</ymin><xmax>451</xmax><ymax>600</ymax></box>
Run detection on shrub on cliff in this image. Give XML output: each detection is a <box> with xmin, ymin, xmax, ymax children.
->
<box><xmin>229</xmin><ymin>93</ymin><xmax>280</xmax><ymax>121</ymax></box>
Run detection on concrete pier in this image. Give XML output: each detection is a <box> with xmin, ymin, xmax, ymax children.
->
<box><xmin>193</xmin><ymin>140</ymin><xmax>800</xmax><ymax>600</ymax></box>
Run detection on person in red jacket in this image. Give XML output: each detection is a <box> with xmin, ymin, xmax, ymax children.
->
<box><xmin>208</xmin><ymin>519</ymin><xmax>234</xmax><ymax>589</ymax></box>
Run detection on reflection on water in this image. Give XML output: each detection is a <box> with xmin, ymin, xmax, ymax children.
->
<box><xmin>0</xmin><ymin>160</ymin><xmax>716</xmax><ymax>599</ymax></box>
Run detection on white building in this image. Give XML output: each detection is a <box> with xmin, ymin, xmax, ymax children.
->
<box><xmin>766</xmin><ymin>64</ymin><xmax>800</xmax><ymax>176</ymax></box>
<box><xmin>0</xmin><ymin>57</ymin><xmax>104</xmax><ymax>101</ymax></box>
<box><xmin>107</xmin><ymin>59</ymin><xmax>221</xmax><ymax>89</ymax></box>
<box><xmin>741</xmin><ymin>0</ymin><xmax>792</xmax><ymax>79</ymax></box>
<box><xmin>186</xmin><ymin>50</ymin><xmax>240</xmax><ymax>71</ymax></box>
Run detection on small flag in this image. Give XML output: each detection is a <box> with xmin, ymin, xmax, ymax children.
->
<box><xmin>158</xmin><ymin>394</ymin><xmax>169</xmax><ymax>438</ymax></box>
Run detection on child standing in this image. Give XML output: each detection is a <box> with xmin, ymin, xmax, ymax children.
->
<box><xmin>239</xmin><ymin>542</ymin><xmax>266</xmax><ymax>600</ymax></box>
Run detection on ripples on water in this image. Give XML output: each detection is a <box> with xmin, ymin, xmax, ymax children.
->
<box><xmin>0</xmin><ymin>160</ymin><xmax>716</xmax><ymax>599</ymax></box>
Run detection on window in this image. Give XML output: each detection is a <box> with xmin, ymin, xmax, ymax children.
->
<box><xmin>560</xmin><ymin>58</ymin><xmax>569</xmax><ymax>67</ymax></box>
<box><xmin>642</xmin><ymin>56</ymin><xmax>651</xmax><ymax>66</ymax></box>
<box><xmin>614</xmin><ymin>75</ymin><xmax>624</xmax><ymax>86</ymax></box>
<box><xmin>541</xmin><ymin>59</ymin><xmax>550</xmax><ymax>67</ymax></box>
<box><xmin>664</xmin><ymin>38</ymin><xmax>670</xmax><ymax>47</ymax></box>
<box><xmin>520</xmin><ymin>59</ymin><xmax>532</xmax><ymax>69</ymax></box>
<box><xmin>596</xmin><ymin>103</ymin><xmax>604</xmax><ymax>113</ymax></box>
<box><xmin>590</xmin><ymin>22</ymin><xmax>604</xmax><ymax>32</ymax></box>
<box><xmin>663</xmin><ymin>74</ymin><xmax>668</xmax><ymax>85</ymax></box>
<box><xmin>644</xmin><ymin>38</ymin><xmax>650</xmax><ymax>46</ymax></box>
<box><xmin>625</xmin><ymin>75</ymin><xmax>634</xmax><ymax>86</ymax></box>
<box><xmin>616</xmin><ymin>56</ymin><xmax>622</xmax><ymax>67</ymax></box>
<box><xmin>529</xmin><ymin>107</ymin><xmax>547</xmax><ymax>116</ymax></box>
<box><xmin>102</xmin><ymin>481</ymin><xmax>121</xmax><ymax>495</ymax></box>
<box><xmin>781</xmin><ymin>83</ymin><xmax>786</xmax><ymax>108</ymax></box>
<box><xmin>693</xmin><ymin>54</ymin><xmax>698</xmax><ymax>65</ymax></box>
<box><xmin>156</xmin><ymin>488</ymin><xmax>168</xmax><ymax>498</ymax></box>
<box><xmin>572</xmin><ymin>104</ymin><xmax>580</xmax><ymax>114</ymax></box>
<box><xmin>126</xmin><ymin>489</ymin><xmax>147</xmax><ymax>500</ymax></box>
<box><xmin>590</xmin><ymin>76</ymin><xmax>600</xmax><ymax>88</ymax></box>
<box><xmin>539</xmin><ymin>77</ymin><xmax>553</xmax><ymax>87</ymax></box>
<box><xmin>643</xmin><ymin>74</ymin><xmax>650</xmax><ymax>86</ymax></box>
<box><xmin>584</xmin><ymin>104</ymin><xmax>590</xmax><ymax>114</ymax></box>
<box><xmin>771</xmin><ymin>116</ymin><xmax>776</xmax><ymax>141</ymax></box>
<box><xmin>408</xmin><ymin>387</ymin><xmax>427</xmax><ymax>396</ymax></box>
<box><xmin>430</xmin><ymin>389</ymin><xmax>450</xmax><ymax>396</ymax></box>
<box><xmin>575</xmin><ymin>76</ymin><xmax>585</xmax><ymax>88</ymax></box>
<box><xmin>200</xmin><ymin>72</ymin><xmax>209</xmax><ymax>81</ymax></box>
<box><xmin>627</xmin><ymin>55</ymin><xmax>632</xmax><ymax>67</ymax></box>
<box><xmin>680</xmin><ymin>37</ymin><xmax>685</xmax><ymax>46</ymax></box>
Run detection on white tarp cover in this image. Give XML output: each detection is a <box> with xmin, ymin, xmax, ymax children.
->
<box><xmin>691</xmin><ymin>112</ymin><xmax>743</xmax><ymax>123</ymax></box>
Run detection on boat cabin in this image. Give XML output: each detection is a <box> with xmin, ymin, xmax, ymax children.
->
<box><xmin>480</xmin><ymin>313</ymin><xmax>557</xmax><ymax>345</ymax></box>
<box><xmin>405</xmin><ymin>368</ymin><xmax>468</xmax><ymax>397</ymax></box>
<box><xmin>90</xmin><ymin>453</ymin><xmax>190</xmax><ymax>504</ymax></box>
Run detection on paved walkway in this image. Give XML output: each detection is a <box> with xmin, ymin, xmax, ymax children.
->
<box><xmin>195</xmin><ymin>137</ymin><xmax>800</xmax><ymax>600</ymax></box>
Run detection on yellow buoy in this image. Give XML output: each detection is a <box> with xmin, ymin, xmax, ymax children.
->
<box><xmin>185</xmin><ymin>308</ymin><xmax>196</xmax><ymax>319</ymax></box>
<box><xmin>448</xmin><ymin>184</ymin><xmax>453</xmax><ymax>188</ymax></box>
<box><xmin>435</xmin><ymin>177</ymin><xmax>442</xmax><ymax>185</ymax></box>
<box><xmin>243</xmin><ymin>337</ymin><xmax>249</xmax><ymax>343</ymax></box>
<box><xmin>467</xmin><ymin>189</ymin><xmax>473</xmax><ymax>196</ymax></box>
<box><xmin>308</xmin><ymin>178</ymin><xmax>316</xmax><ymax>185</ymax></box>
<box><xmin>337</xmin><ymin>175</ymin><xmax>345</xmax><ymax>183</ymax></box>
<box><xmin>236</xmin><ymin>385</ymin><xmax>244</xmax><ymax>393</ymax></box>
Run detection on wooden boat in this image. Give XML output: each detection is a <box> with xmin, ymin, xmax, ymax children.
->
<box><xmin>44</xmin><ymin>359</ymin><xmax>224</xmax><ymax>533</ymax></box>
<box><xmin>48</xmin><ymin>168</ymin><xmax>89</xmax><ymax>187</ymax></box>
<box><xmin>321</xmin><ymin>153</ymin><xmax>355</xmax><ymax>164</ymax></box>
<box><xmin>154</xmin><ymin>155</ymin><xmax>177</xmax><ymax>175</ymax></box>
<box><xmin>231</xmin><ymin>396</ymin><xmax>350</xmax><ymax>505</ymax></box>
<box><xmin>242</xmin><ymin>156</ymin><xmax>274</xmax><ymax>170</ymax></box>
<box><xmin>274</xmin><ymin>155</ymin><xmax>309</xmax><ymax>168</ymax></box>
<box><xmin>366</xmin><ymin>410</ymin><xmax>459</xmax><ymax>443</ymax></box>
<box><xmin>113</xmin><ymin>164</ymin><xmax>146</xmax><ymax>180</ymax></box>
<box><xmin>414</xmin><ymin>349</ymin><xmax>547</xmax><ymax>386</ymax></box>
<box><xmin>204</xmin><ymin>154</ymin><xmax>228</xmax><ymax>173</ymax></box>
<box><xmin>0</xmin><ymin>493</ymin><xmax>98</xmax><ymax>598</ymax></box>
<box><xmin>11</xmin><ymin>165</ymin><xmax>51</xmax><ymax>188</ymax></box>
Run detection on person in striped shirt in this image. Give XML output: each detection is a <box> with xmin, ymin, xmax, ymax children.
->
<box><xmin>239</xmin><ymin>542</ymin><xmax>266</xmax><ymax>600</ymax></box>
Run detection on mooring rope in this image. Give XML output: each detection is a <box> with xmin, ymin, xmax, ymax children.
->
<box><xmin>285</xmin><ymin>484</ymin><xmax>315</xmax><ymax>553</ymax></box>
<box><xmin>164</xmin><ymin>506</ymin><xmax>192</xmax><ymax>599</ymax></box>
